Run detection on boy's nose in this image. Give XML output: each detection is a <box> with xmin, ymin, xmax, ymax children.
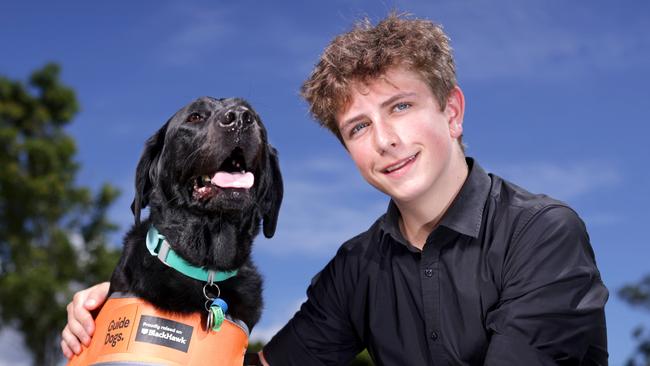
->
<box><xmin>373</xmin><ymin>122</ymin><xmax>399</xmax><ymax>154</ymax></box>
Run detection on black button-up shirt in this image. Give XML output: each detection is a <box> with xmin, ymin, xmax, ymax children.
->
<box><xmin>265</xmin><ymin>159</ymin><xmax>608</xmax><ymax>365</ymax></box>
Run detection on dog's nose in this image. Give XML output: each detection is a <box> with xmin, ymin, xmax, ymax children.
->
<box><xmin>220</xmin><ymin>107</ymin><xmax>254</xmax><ymax>128</ymax></box>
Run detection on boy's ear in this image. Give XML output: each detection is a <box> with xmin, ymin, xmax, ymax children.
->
<box><xmin>446</xmin><ymin>86</ymin><xmax>465</xmax><ymax>139</ymax></box>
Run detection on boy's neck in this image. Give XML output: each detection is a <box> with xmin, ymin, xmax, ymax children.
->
<box><xmin>395</xmin><ymin>155</ymin><xmax>468</xmax><ymax>250</ymax></box>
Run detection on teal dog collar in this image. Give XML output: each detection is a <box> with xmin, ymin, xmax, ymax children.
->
<box><xmin>146</xmin><ymin>226</ymin><xmax>238</xmax><ymax>283</ymax></box>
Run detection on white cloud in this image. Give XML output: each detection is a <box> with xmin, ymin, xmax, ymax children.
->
<box><xmin>254</xmin><ymin>15</ymin><xmax>332</xmax><ymax>78</ymax></box>
<box><xmin>582</xmin><ymin>212</ymin><xmax>624</xmax><ymax>227</ymax></box>
<box><xmin>401</xmin><ymin>1</ymin><xmax>650</xmax><ymax>81</ymax></box>
<box><xmin>268</xmin><ymin>197</ymin><xmax>384</xmax><ymax>255</ymax></box>
<box><xmin>261</xmin><ymin>155</ymin><xmax>386</xmax><ymax>256</ymax></box>
<box><xmin>486</xmin><ymin>160</ymin><xmax>621</xmax><ymax>201</ymax></box>
<box><xmin>155</xmin><ymin>6</ymin><xmax>232</xmax><ymax>66</ymax></box>
<box><xmin>249</xmin><ymin>297</ymin><xmax>306</xmax><ymax>343</ymax></box>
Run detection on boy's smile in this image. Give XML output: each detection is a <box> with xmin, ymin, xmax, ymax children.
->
<box><xmin>381</xmin><ymin>152</ymin><xmax>418</xmax><ymax>175</ymax></box>
<box><xmin>336</xmin><ymin>66</ymin><xmax>467</xmax><ymax>208</ymax></box>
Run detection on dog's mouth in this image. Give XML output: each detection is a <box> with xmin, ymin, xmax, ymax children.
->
<box><xmin>191</xmin><ymin>147</ymin><xmax>255</xmax><ymax>201</ymax></box>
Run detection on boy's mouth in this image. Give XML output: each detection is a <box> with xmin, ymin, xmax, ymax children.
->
<box><xmin>382</xmin><ymin>153</ymin><xmax>418</xmax><ymax>174</ymax></box>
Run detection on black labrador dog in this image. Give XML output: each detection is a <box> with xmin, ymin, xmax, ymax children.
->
<box><xmin>109</xmin><ymin>96</ymin><xmax>282</xmax><ymax>331</ymax></box>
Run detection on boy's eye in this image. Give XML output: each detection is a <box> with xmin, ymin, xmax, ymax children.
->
<box><xmin>393</xmin><ymin>102</ymin><xmax>411</xmax><ymax>112</ymax></box>
<box><xmin>350</xmin><ymin>121</ymin><xmax>370</xmax><ymax>136</ymax></box>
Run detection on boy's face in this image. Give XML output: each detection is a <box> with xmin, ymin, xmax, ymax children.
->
<box><xmin>336</xmin><ymin>66</ymin><xmax>465</xmax><ymax>204</ymax></box>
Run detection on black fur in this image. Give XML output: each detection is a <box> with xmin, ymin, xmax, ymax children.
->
<box><xmin>110</xmin><ymin>97</ymin><xmax>283</xmax><ymax>330</ymax></box>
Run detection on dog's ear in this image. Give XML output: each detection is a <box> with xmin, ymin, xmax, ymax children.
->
<box><xmin>261</xmin><ymin>146</ymin><xmax>283</xmax><ymax>238</ymax></box>
<box><xmin>131</xmin><ymin>122</ymin><xmax>168</xmax><ymax>224</ymax></box>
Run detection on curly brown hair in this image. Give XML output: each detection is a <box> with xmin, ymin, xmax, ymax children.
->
<box><xmin>301</xmin><ymin>13</ymin><xmax>458</xmax><ymax>142</ymax></box>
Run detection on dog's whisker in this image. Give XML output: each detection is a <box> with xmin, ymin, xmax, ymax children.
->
<box><xmin>179</xmin><ymin>147</ymin><xmax>205</xmax><ymax>171</ymax></box>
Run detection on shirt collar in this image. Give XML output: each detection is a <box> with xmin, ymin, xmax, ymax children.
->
<box><xmin>438</xmin><ymin>158</ymin><xmax>491</xmax><ymax>238</ymax></box>
<box><xmin>381</xmin><ymin>157</ymin><xmax>491</xmax><ymax>242</ymax></box>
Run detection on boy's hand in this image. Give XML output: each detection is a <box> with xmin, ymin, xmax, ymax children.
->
<box><xmin>60</xmin><ymin>282</ymin><xmax>110</xmax><ymax>359</ymax></box>
<box><xmin>243</xmin><ymin>350</ymin><xmax>270</xmax><ymax>365</ymax></box>
<box><xmin>259</xmin><ymin>350</ymin><xmax>270</xmax><ymax>366</ymax></box>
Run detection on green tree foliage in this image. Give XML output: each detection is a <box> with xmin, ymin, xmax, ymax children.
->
<box><xmin>0</xmin><ymin>63</ymin><xmax>121</xmax><ymax>365</ymax></box>
<box><xmin>619</xmin><ymin>274</ymin><xmax>650</xmax><ymax>366</ymax></box>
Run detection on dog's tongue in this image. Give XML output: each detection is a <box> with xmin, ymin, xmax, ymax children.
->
<box><xmin>211</xmin><ymin>171</ymin><xmax>254</xmax><ymax>189</ymax></box>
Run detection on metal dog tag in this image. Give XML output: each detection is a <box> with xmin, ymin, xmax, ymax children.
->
<box><xmin>206</xmin><ymin>310</ymin><xmax>214</xmax><ymax>331</ymax></box>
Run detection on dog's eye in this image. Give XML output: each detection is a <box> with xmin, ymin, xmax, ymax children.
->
<box><xmin>186</xmin><ymin>113</ymin><xmax>204</xmax><ymax>123</ymax></box>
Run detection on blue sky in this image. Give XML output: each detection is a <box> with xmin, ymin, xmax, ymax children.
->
<box><xmin>1</xmin><ymin>0</ymin><xmax>649</xmax><ymax>364</ymax></box>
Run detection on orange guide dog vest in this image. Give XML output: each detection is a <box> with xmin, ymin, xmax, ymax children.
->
<box><xmin>66</xmin><ymin>294</ymin><xmax>248</xmax><ymax>366</ymax></box>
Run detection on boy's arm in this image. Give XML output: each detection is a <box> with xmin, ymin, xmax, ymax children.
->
<box><xmin>262</xmin><ymin>252</ymin><xmax>363</xmax><ymax>365</ymax></box>
<box><xmin>61</xmin><ymin>282</ymin><xmax>110</xmax><ymax>359</ymax></box>
<box><xmin>483</xmin><ymin>206</ymin><xmax>608</xmax><ymax>365</ymax></box>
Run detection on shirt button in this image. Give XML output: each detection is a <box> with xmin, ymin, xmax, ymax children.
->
<box><xmin>424</xmin><ymin>268</ymin><xmax>433</xmax><ymax>277</ymax></box>
<box><xmin>430</xmin><ymin>331</ymin><xmax>439</xmax><ymax>341</ymax></box>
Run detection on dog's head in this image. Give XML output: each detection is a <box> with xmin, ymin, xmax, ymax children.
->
<box><xmin>130</xmin><ymin>97</ymin><xmax>282</xmax><ymax>267</ymax></box>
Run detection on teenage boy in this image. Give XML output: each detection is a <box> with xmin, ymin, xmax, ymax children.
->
<box><xmin>62</xmin><ymin>14</ymin><xmax>608</xmax><ymax>365</ymax></box>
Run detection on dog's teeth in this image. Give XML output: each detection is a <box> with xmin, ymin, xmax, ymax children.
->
<box><xmin>196</xmin><ymin>175</ymin><xmax>211</xmax><ymax>188</ymax></box>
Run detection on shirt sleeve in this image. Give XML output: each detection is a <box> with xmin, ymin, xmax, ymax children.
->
<box><xmin>263</xmin><ymin>248</ymin><xmax>363</xmax><ymax>365</ymax></box>
<box><xmin>484</xmin><ymin>205</ymin><xmax>608</xmax><ymax>365</ymax></box>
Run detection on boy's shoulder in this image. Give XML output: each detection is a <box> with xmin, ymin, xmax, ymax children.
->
<box><xmin>487</xmin><ymin>172</ymin><xmax>587</xmax><ymax>241</ymax></box>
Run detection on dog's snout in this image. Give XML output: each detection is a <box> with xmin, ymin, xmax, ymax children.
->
<box><xmin>220</xmin><ymin>107</ymin><xmax>254</xmax><ymax>128</ymax></box>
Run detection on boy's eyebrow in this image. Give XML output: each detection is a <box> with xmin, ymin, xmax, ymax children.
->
<box><xmin>340</xmin><ymin>113</ymin><xmax>365</xmax><ymax>130</ymax></box>
<box><xmin>380</xmin><ymin>92</ymin><xmax>417</xmax><ymax>109</ymax></box>
<box><xmin>340</xmin><ymin>92</ymin><xmax>418</xmax><ymax>129</ymax></box>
